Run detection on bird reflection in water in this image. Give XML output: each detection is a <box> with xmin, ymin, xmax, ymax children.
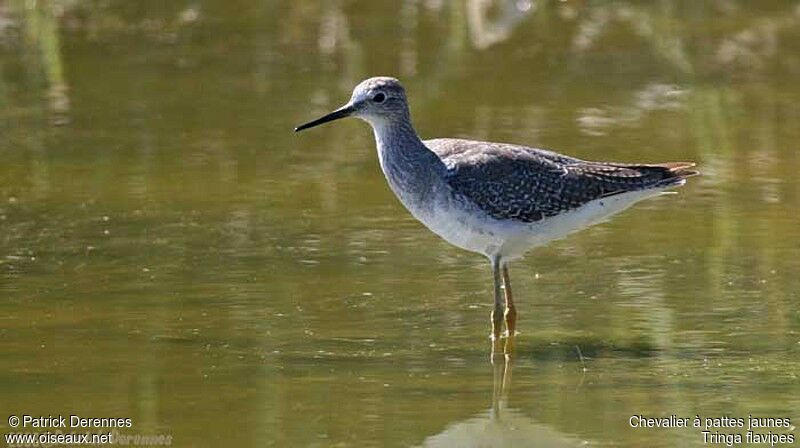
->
<box><xmin>419</xmin><ymin>358</ymin><xmax>588</xmax><ymax>448</ymax></box>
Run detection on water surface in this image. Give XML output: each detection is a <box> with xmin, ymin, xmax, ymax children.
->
<box><xmin>2</xmin><ymin>1</ymin><xmax>799</xmax><ymax>447</ymax></box>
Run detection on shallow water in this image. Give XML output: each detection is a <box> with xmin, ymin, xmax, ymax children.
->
<box><xmin>2</xmin><ymin>1</ymin><xmax>799</xmax><ymax>447</ymax></box>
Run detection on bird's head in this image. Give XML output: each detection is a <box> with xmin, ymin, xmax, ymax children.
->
<box><xmin>295</xmin><ymin>77</ymin><xmax>410</xmax><ymax>132</ymax></box>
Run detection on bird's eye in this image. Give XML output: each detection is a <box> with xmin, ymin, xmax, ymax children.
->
<box><xmin>372</xmin><ymin>93</ymin><xmax>386</xmax><ymax>103</ymax></box>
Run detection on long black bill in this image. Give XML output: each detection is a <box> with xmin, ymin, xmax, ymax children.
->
<box><xmin>294</xmin><ymin>104</ymin><xmax>355</xmax><ymax>132</ymax></box>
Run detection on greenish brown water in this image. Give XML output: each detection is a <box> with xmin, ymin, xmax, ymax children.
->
<box><xmin>2</xmin><ymin>1</ymin><xmax>799</xmax><ymax>447</ymax></box>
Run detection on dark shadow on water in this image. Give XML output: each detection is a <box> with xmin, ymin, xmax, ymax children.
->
<box><xmin>254</xmin><ymin>336</ymin><xmax>662</xmax><ymax>367</ymax></box>
<box><xmin>517</xmin><ymin>336</ymin><xmax>661</xmax><ymax>360</ymax></box>
<box><xmin>422</xmin><ymin>336</ymin><xmax>663</xmax><ymax>364</ymax></box>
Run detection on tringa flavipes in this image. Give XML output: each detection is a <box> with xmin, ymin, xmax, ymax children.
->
<box><xmin>295</xmin><ymin>77</ymin><xmax>697</xmax><ymax>357</ymax></box>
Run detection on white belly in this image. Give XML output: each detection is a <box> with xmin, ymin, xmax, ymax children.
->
<box><xmin>409</xmin><ymin>189</ymin><xmax>667</xmax><ymax>261</ymax></box>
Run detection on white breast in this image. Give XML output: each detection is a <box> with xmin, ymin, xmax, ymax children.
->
<box><xmin>408</xmin><ymin>188</ymin><xmax>668</xmax><ymax>261</ymax></box>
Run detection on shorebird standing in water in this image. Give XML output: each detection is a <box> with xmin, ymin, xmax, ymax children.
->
<box><xmin>295</xmin><ymin>77</ymin><xmax>697</xmax><ymax>357</ymax></box>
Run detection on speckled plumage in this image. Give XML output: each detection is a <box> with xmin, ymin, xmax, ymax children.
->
<box><xmin>429</xmin><ymin>138</ymin><xmax>696</xmax><ymax>223</ymax></box>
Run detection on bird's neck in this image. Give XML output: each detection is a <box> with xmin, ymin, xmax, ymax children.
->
<box><xmin>369</xmin><ymin>118</ymin><xmax>444</xmax><ymax>208</ymax></box>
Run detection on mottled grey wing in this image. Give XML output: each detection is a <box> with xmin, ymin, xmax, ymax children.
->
<box><xmin>440</xmin><ymin>144</ymin><xmax>689</xmax><ymax>223</ymax></box>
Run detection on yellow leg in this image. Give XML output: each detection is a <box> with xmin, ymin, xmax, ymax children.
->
<box><xmin>502</xmin><ymin>264</ymin><xmax>517</xmax><ymax>356</ymax></box>
<box><xmin>490</xmin><ymin>258</ymin><xmax>504</xmax><ymax>359</ymax></box>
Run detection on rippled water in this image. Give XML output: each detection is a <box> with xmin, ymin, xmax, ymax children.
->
<box><xmin>2</xmin><ymin>1</ymin><xmax>799</xmax><ymax>447</ymax></box>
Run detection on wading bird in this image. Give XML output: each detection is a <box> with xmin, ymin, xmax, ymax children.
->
<box><xmin>295</xmin><ymin>77</ymin><xmax>697</xmax><ymax>357</ymax></box>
